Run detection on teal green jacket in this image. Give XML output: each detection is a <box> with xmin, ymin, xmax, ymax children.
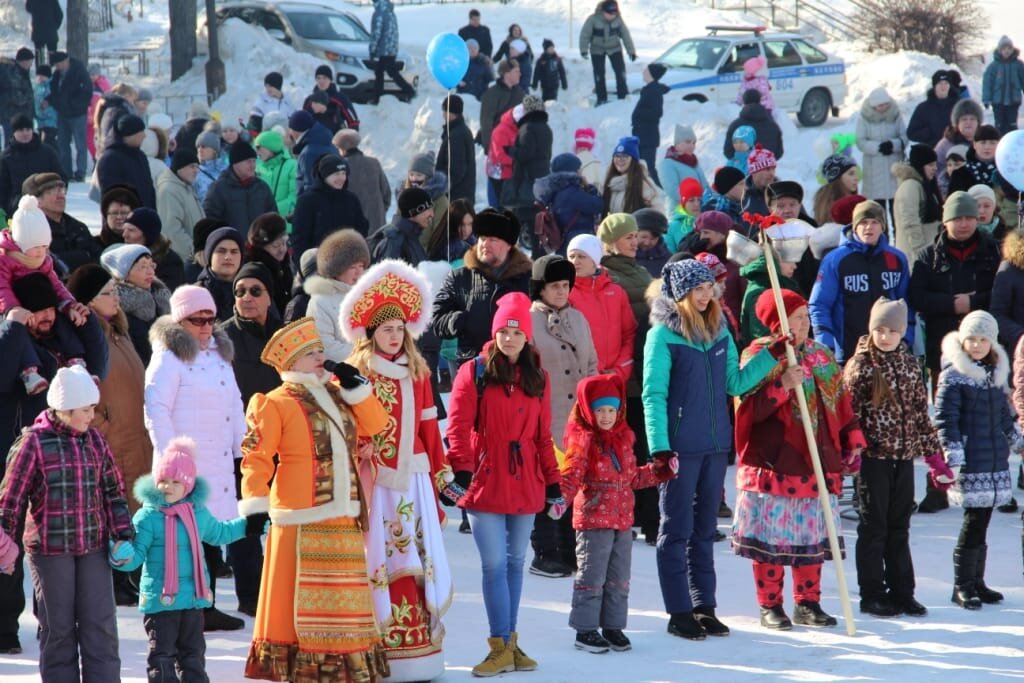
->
<box><xmin>642</xmin><ymin>295</ymin><xmax>777</xmax><ymax>456</ymax></box>
<box><xmin>117</xmin><ymin>476</ymin><xmax>246</xmax><ymax>614</ymax></box>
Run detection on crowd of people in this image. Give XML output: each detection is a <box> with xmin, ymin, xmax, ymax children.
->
<box><xmin>0</xmin><ymin>6</ymin><xmax>1022</xmax><ymax>682</ymax></box>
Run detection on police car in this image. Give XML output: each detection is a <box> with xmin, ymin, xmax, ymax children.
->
<box><xmin>650</xmin><ymin>26</ymin><xmax>847</xmax><ymax>126</ymax></box>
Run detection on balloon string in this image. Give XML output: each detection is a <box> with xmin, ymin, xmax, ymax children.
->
<box><xmin>446</xmin><ymin>90</ymin><xmax>452</xmax><ymax>260</ymax></box>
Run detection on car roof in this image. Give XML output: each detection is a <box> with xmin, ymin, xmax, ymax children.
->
<box><xmin>220</xmin><ymin>0</ymin><xmax>343</xmax><ymax>12</ymax></box>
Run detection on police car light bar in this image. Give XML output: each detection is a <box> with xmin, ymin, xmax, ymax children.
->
<box><xmin>705</xmin><ymin>25</ymin><xmax>768</xmax><ymax>36</ymax></box>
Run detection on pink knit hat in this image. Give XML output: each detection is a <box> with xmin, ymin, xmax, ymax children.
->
<box><xmin>491</xmin><ymin>292</ymin><xmax>533</xmax><ymax>341</ymax></box>
<box><xmin>169</xmin><ymin>285</ymin><xmax>216</xmax><ymax>323</ymax></box>
<box><xmin>574</xmin><ymin>127</ymin><xmax>596</xmax><ymax>151</ymax></box>
<box><xmin>154</xmin><ymin>436</ymin><xmax>198</xmax><ymax>494</ymax></box>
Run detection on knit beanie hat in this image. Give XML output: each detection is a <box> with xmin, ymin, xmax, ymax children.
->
<box><xmin>974</xmin><ymin>124</ymin><xmax>1001</xmax><ymax>142</ymax></box>
<box><xmin>317</xmin><ymin>228</ymin><xmax>370</xmax><ymax>279</ymax></box>
<box><xmin>195</xmin><ymin>130</ymin><xmax>221</xmax><ymax>152</ymax></box>
<box><xmin>679</xmin><ymin>177</ymin><xmax>703</xmax><ymax>203</ymax></box>
<box><xmin>694</xmin><ymin>252</ymin><xmax>727</xmax><ymax>281</ymax></box>
<box><xmin>67</xmin><ymin>264</ymin><xmax>113</xmax><ymax>305</ymax></box>
<box><xmin>530</xmin><ymin>255</ymin><xmax>576</xmax><ymax>300</ymax></box>
<box><xmin>866</xmin><ymin>87</ymin><xmax>891</xmax><ymax>107</ymax></box>
<box><xmin>633</xmin><ymin>208</ymin><xmax>668</xmax><ymax>235</ymax></box>
<box><xmin>613</xmin><ymin>136</ymin><xmax>640</xmax><ymax>161</ymax></box>
<box><xmin>264</xmin><ymin>71</ymin><xmax>284</xmax><ymax>90</ymax></box>
<box><xmin>998</xmin><ymin>35</ymin><xmax>1014</xmax><ymax>50</ymax></box>
<box><xmin>187</xmin><ymin>100</ymin><xmax>210</xmax><ymax>120</ymax></box>
<box><xmin>868</xmin><ymin>297</ymin><xmax>908</xmax><ymax>335</ymax></box>
<box><xmin>746</xmin><ymin>144</ymin><xmax>776</xmax><ymax>175</ymax></box>
<box><xmin>551</xmin><ymin>153</ymin><xmax>581</xmax><ymax>174</ymax></box>
<box><xmin>908</xmin><ymin>143</ymin><xmax>938</xmax><ymax>171</ymax></box>
<box><xmin>47</xmin><ymin>366</ymin><xmax>100</xmax><ymax>412</ymax></box>
<box><xmin>967</xmin><ymin>184</ymin><xmax>996</xmax><ymax>205</ymax></box>
<box><xmin>22</xmin><ymin>172</ymin><xmax>64</xmax><ymax>198</ymax></box>
<box><xmin>755</xmin><ymin>288</ymin><xmax>806</xmax><ymax>333</ymax></box>
<box><xmin>170</xmin><ymin>285</ymin><xmax>217</xmax><ymax>323</ymax></box>
<box><xmin>9</xmin><ymin>113</ymin><xmax>33</xmax><ymax>132</ymax></box>
<box><xmin>932</xmin><ymin>69</ymin><xmax>951</xmax><ymax>87</ymax></box>
<box><xmin>317</xmin><ymin>154</ymin><xmax>349</xmax><ymax>181</ymax></box>
<box><xmin>233</xmin><ymin>261</ymin><xmax>274</xmax><ymax>295</ymax></box>
<box><xmin>522</xmin><ymin>95</ymin><xmax>544</xmax><ymax>114</ymax></box>
<box><xmin>491</xmin><ymin>292</ymin><xmax>533</xmax><ymax>340</ymax></box>
<box><xmin>694</xmin><ymin>210</ymin><xmax>734</xmax><ymax>236</ymax></box>
<box><xmin>116</xmin><ymin>114</ymin><xmax>146</xmax><ymax>137</ymax></box>
<box><xmin>732</xmin><ymin>125</ymin><xmax>756</xmax><ymax>147</ymax></box>
<box><xmin>288</xmin><ymin>109</ymin><xmax>315</xmax><ymax>133</ymax></box>
<box><xmin>154</xmin><ymin>436</ymin><xmax>198</xmax><ymax>494</ymax></box>
<box><xmin>597</xmin><ymin>213</ymin><xmax>638</xmax><ymax>245</ymax></box>
<box><xmin>852</xmin><ymin>199</ymin><xmax>886</xmax><ymax>228</ymax></box>
<box><xmin>408</xmin><ymin>151</ymin><xmax>436</xmax><ymax>177</ymax></box>
<box><xmin>465</xmin><ymin>38</ymin><xmax>479</xmax><ymax>51</ymax></box>
<box><xmin>661</xmin><ymin>259</ymin><xmax>714</xmax><ymax>302</ymax></box>
<box><xmin>442</xmin><ymin>93</ymin><xmax>464</xmax><ymax>115</ymax></box>
<box><xmin>713</xmin><ymin>166</ymin><xmax>745</xmax><ymax>194</ymax></box>
<box><xmin>821</xmin><ymin>154</ymin><xmax>857</xmax><ymax>184</ymax></box>
<box><xmin>942</xmin><ymin>191</ymin><xmax>978</xmax><ymax>222</ymax></box>
<box><xmin>566</xmin><ymin>234</ymin><xmax>603</xmax><ymax>267</ymax></box>
<box><xmin>830</xmin><ymin>193</ymin><xmax>867</xmax><ymax>224</ymax></box>
<box><xmin>228</xmin><ymin>141</ymin><xmax>257</xmax><ymax>166</ymax></box>
<box><xmin>398</xmin><ymin>187</ymin><xmax>433</xmax><ymax>219</ymax></box>
<box><xmin>125</xmin><ymin>207</ymin><xmax>162</xmax><ymax>246</ymax></box>
<box><xmin>574</xmin><ymin>128</ymin><xmax>596</xmax><ymax>151</ymax></box>
<box><xmin>309</xmin><ymin>90</ymin><xmax>330</xmax><ymax>107</ymax></box>
<box><xmin>203</xmin><ymin>226</ymin><xmax>244</xmax><ymax>265</ymax></box>
<box><xmin>315</xmin><ymin>64</ymin><xmax>333</xmax><ymax>79</ymax></box>
<box><xmin>10</xmin><ymin>195</ymin><xmax>51</xmax><ymax>250</ymax></box>
<box><xmin>542</xmin><ymin>38</ymin><xmax>554</xmax><ymax>50</ymax></box>
<box><xmin>100</xmin><ymin>243</ymin><xmax>151</xmax><ymax>280</ymax></box>
<box><xmin>191</xmin><ymin>218</ymin><xmax>227</xmax><ymax>255</ymax></box>
<box><xmin>674</xmin><ymin>124</ymin><xmax>696</xmax><ymax>145</ymax></box>
<box><xmin>475</xmin><ymin>208</ymin><xmax>520</xmax><ymax>246</ymax></box>
<box><xmin>959</xmin><ymin>310</ymin><xmax>998</xmax><ymax>343</ymax></box>
<box><xmin>648</xmin><ymin>63</ymin><xmax>667</xmax><ymax>81</ymax></box>
<box><xmin>254</xmin><ymin>129</ymin><xmax>284</xmax><ymax>154</ymax></box>
<box><xmin>12</xmin><ymin>272</ymin><xmax>57</xmax><ymax>311</ymax></box>
<box><xmin>171</xmin><ymin>147</ymin><xmax>199</xmax><ymax>172</ymax></box>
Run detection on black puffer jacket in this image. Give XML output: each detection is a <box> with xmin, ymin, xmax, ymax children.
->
<box><xmin>369</xmin><ymin>215</ymin><xmax>429</xmax><ymax>266</ymax></box>
<box><xmin>501</xmin><ymin>110</ymin><xmax>552</xmax><ymax>209</ymax></box>
<box><xmin>906</xmin><ymin>88</ymin><xmax>959</xmax><ymax>147</ymax></box>
<box><xmin>290</xmin><ymin>175</ymin><xmax>369</xmax><ymax>270</ymax></box>
<box><xmin>218</xmin><ymin>313</ymin><xmax>283</xmax><ymax>408</ymax></box>
<box><xmin>95</xmin><ymin>136</ymin><xmax>156</xmax><ymax>209</ymax></box>
<box><xmin>437</xmin><ymin>115</ymin><xmax>476</xmax><ymax>204</ymax></box>
<box><xmin>48</xmin><ymin>212</ymin><xmax>101</xmax><ymax>272</ymax></box>
<box><xmin>202</xmin><ymin>169</ymin><xmax>277</xmax><ymax>234</ymax></box>
<box><xmin>0</xmin><ymin>133</ymin><xmax>62</xmax><ymax>217</ymax></box>
<box><xmin>430</xmin><ymin>246</ymin><xmax>532</xmax><ymax>362</ymax></box>
<box><xmin>50</xmin><ymin>57</ymin><xmax>92</xmax><ymax>118</ymax></box>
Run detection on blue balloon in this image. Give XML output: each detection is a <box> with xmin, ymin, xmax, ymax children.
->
<box><xmin>426</xmin><ymin>32</ymin><xmax>470</xmax><ymax>90</ymax></box>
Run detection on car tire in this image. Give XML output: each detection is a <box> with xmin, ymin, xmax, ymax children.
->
<box><xmin>797</xmin><ymin>88</ymin><xmax>831</xmax><ymax>127</ymax></box>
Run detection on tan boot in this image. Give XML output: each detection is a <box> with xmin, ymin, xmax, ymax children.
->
<box><xmin>509</xmin><ymin>632</ymin><xmax>538</xmax><ymax>671</ymax></box>
<box><xmin>472</xmin><ymin>636</ymin><xmax>514</xmax><ymax>677</ymax></box>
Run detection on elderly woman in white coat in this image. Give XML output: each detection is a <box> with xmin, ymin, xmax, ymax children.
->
<box><xmin>855</xmin><ymin>87</ymin><xmax>906</xmax><ymax>219</ymax></box>
<box><xmin>143</xmin><ymin>284</ymin><xmax>247</xmax><ymax>631</ymax></box>
<box><xmin>528</xmin><ymin>254</ymin><xmax>599</xmax><ymax>578</ymax></box>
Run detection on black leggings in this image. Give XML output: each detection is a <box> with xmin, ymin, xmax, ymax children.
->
<box><xmin>957</xmin><ymin>506</ymin><xmax>993</xmax><ymax>548</ymax></box>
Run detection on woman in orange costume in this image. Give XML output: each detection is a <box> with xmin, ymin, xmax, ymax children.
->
<box><xmin>238</xmin><ymin>316</ymin><xmax>390</xmax><ymax>682</ymax></box>
<box><xmin>340</xmin><ymin>258</ymin><xmax>453</xmax><ymax>682</ymax></box>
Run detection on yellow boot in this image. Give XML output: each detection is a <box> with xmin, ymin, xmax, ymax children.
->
<box><xmin>472</xmin><ymin>636</ymin><xmax>514</xmax><ymax>677</ymax></box>
<box><xmin>509</xmin><ymin>632</ymin><xmax>538</xmax><ymax>671</ymax></box>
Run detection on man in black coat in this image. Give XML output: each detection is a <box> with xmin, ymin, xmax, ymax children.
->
<box><xmin>437</xmin><ymin>95</ymin><xmax>476</xmax><ymax>204</ymax></box>
<box><xmin>458</xmin><ymin>8</ymin><xmax>493</xmax><ymax>59</ymax></box>
<box><xmin>477</xmin><ymin>59</ymin><xmax>523</xmax><ymax>151</ymax></box>
<box><xmin>202</xmin><ymin>141</ymin><xmax>277</xmax><ymax>233</ymax></box>
<box><xmin>430</xmin><ymin>209</ymin><xmax>532</xmax><ymax>364</ymax></box>
<box><xmin>23</xmin><ymin>171</ymin><xmax>99</xmax><ymax>271</ymax></box>
<box><xmin>0</xmin><ymin>48</ymin><xmax>36</xmax><ymax>143</ymax></box>
<box><xmin>26</xmin><ymin>0</ymin><xmax>62</xmax><ymax>58</ymax></box>
<box><xmin>370</xmin><ymin>187</ymin><xmax>432</xmax><ymax>266</ymax></box>
<box><xmin>724</xmin><ymin>89</ymin><xmax>784</xmax><ymax>161</ymax></box>
<box><xmin>49</xmin><ymin>51</ymin><xmax>91</xmax><ymax>181</ymax></box>
<box><xmin>907</xmin><ymin>70</ymin><xmax>962</xmax><ymax>147</ymax></box>
<box><xmin>501</xmin><ymin>95</ymin><xmax>552</xmax><ymax>258</ymax></box>
<box><xmin>95</xmin><ymin>114</ymin><xmax>156</xmax><ymax>209</ymax></box>
<box><xmin>290</xmin><ymin>154</ymin><xmax>369</xmax><ymax>270</ymax></box>
<box><xmin>0</xmin><ymin>114</ymin><xmax>62</xmax><ymax>217</ymax></box>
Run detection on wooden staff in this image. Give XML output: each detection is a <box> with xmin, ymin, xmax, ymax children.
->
<box><xmin>759</xmin><ymin>233</ymin><xmax>856</xmax><ymax>637</ymax></box>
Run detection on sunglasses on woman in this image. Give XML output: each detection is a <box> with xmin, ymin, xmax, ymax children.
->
<box><xmin>184</xmin><ymin>316</ymin><xmax>217</xmax><ymax>327</ymax></box>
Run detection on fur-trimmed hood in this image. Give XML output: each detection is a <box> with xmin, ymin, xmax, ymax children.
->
<box><xmin>1002</xmin><ymin>229</ymin><xmax>1024</xmax><ymax>269</ymax></box>
<box><xmin>940</xmin><ymin>331</ymin><xmax>1009</xmax><ymax>388</ymax></box>
<box><xmin>463</xmin><ymin>243</ymin><xmax>533</xmax><ymax>281</ymax></box>
<box><xmin>149</xmin><ymin>315</ymin><xmax>234</xmax><ymax>363</ymax></box>
<box><xmin>891</xmin><ymin>160</ymin><xmax>923</xmax><ymax>184</ymax></box>
<box><xmin>134</xmin><ymin>474</ymin><xmax>210</xmax><ymax>509</ymax></box>
<box><xmin>303</xmin><ymin>274</ymin><xmax>350</xmax><ymax>297</ymax></box>
<box><xmin>649</xmin><ymin>294</ymin><xmax>682</xmax><ymax>334</ymax></box>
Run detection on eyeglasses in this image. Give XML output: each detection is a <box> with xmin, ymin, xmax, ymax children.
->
<box><xmin>108</xmin><ymin>210</ymin><xmax>132</xmax><ymax>218</ymax></box>
<box><xmin>184</xmin><ymin>316</ymin><xmax>217</xmax><ymax>327</ymax></box>
<box><xmin>234</xmin><ymin>286</ymin><xmax>265</xmax><ymax>298</ymax></box>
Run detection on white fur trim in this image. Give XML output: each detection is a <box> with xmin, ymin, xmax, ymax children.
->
<box><xmin>238</xmin><ymin>496</ymin><xmax>269</xmax><ymax>517</ymax></box>
<box><xmin>940</xmin><ymin>331</ymin><xmax>1009</xmax><ymax>388</ymax></box>
<box><xmin>373</xmin><ymin>369</ymin><xmax>416</xmax><ymax>492</ymax></box>
<box><xmin>369</xmin><ymin>354</ymin><xmax>410</xmax><ymax>379</ymax></box>
<box><xmin>383</xmin><ymin>652</ymin><xmax>445</xmax><ymax>682</ymax></box>
<box><xmin>338</xmin><ymin>381</ymin><xmax>373</xmax><ymax>405</ymax></box>
<box><xmin>421</xmin><ymin>406</ymin><xmax>437</xmax><ymax>420</ymax></box>
<box><xmin>337</xmin><ymin>259</ymin><xmax>434</xmax><ymax>343</ymax></box>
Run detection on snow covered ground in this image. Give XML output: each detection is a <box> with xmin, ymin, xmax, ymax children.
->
<box><xmin>1</xmin><ymin>0</ymin><xmax>1024</xmax><ymax>680</ymax></box>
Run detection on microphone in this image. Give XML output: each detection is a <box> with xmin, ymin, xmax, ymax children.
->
<box><xmin>323</xmin><ymin>360</ymin><xmax>370</xmax><ymax>388</ymax></box>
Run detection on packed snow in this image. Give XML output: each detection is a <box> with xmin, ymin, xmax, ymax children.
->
<box><xmin>2</xmin><ymin>0</ymin><xmax>1024</xmax><ymax>680</ymax></box>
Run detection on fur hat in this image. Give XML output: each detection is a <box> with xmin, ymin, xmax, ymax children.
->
<box><xmin>228</xmin><ymin>141</ymin><xmax>257</xmax><ymax>166</ymax></box>
<box><xmin>100</xmin><ymin>185</ymin><xmax>141</xmax><ymax>217</ymax></box>
<box><xmin>574</xmin><ymin>128</ymin><xmax>596</xmax><ymax>151</ymax></box>
<box><xmin>613</xmin><ymin>136</ymin><xmax>640</xmax><ymax>161</ymax></box>
<box><xmin>10</xmin><ymin>195</ymin><xmax>51</xmax><ymax>250</ymax></box>
<box><xmin>233</xmin><ymin>261</ymin><xmax>274</xmax><ymax>295</ymax></box>
<box><xmin>950</xmin><ymin>99</ymin><xmax>984</xmax><ymax>127</ymax></box>
<box><xmin>264</xmin><ymin>71</ymin><xmax>283</xmax><ymax>90</ymax></box>
<box><xmin>522</xmin><ymin>95</ymin><xmax>544</xmax><ymax>114</ymax></box>
<box><xmin>868</xmin><ymin>297</ymin><xmax>908</xmax><ymax>335</ymax></box>
<box><xmin>491</xmin><ymin>292</ymin><xmax>533</xmax><ymax>340</ymax></box>
<box><xmin>678</xmin><ymin>177</ymin><xmax>703</xmax><ymax>203</ymax></box>
<box><xmin>22</xmin><ymin>172</ymin><xmax>64</xmax><ymax>198</ymax></box>
<box><xmin>248</xmin><ymin>213</ymin><xmax>287</xmax><ymax>247</ymax></box>
<box><xmin>566</xmin><ymin>234</ymin><xmax>603</xmax><ymax>267</ymax></box>
<box><xmin>475</xmin><ymin>208</ymin><xmax>520</xmax><ymax>246</ymax></box>
<box><xmin>12</xmin><ymin>272</ymin><xmax>57</xmax><ymax>311</ymax></box>
<box><xmin>598</xmin><ymin>213</ymin><xmax>638</xmax><ymax>245</ymax></box>
<box><xmin>154</xmin><ymin>437</ymin><xmax>199</xmax><ymax>494</ymax></box>
<box><xmin>551</xmin><ymin>153</ymin><xmax>581</xmax><ymax>174</ymax></box>
<box><xmin>755</xmin><ymin>288</ymin><xmax>806</xmax><ymax>333</ymax></box>
<box><xmin>661</xmin><ymin>259</ymin><xmax>714</xmax><ymax>302</ymax></box>
<box><xmin>398</xmin><ymin>187</ymin><xmax>433</xmax><ymax>218</ymax></box>
<box><xmin>47</xmin><ymin>366</ymin><xmax>99</xmax><ymax>412</ymax></box>
<box><xmin>408</xmin><ymin>151</ymin><xmax>436</xmax><ymax>177</ymax></box>
<box><xmin>942</xmin><ymin>191</ymin><xmax>978</xmax><ymax>222</ymax></box>
<box><xmin>169</xmin><ymin>285</ymin><xmax>216</xmax><ymax>323</ymax></box>
<box><xmin>100</xmin><ymin>243</ymin><xmax>151</xmax><ymax>280</ymax></box>
<box><xmin>852</xmin><ymin>199</ymin><xmax>887</xmax><ymax>228</ymax></box>
<box><xmin>191</xmin><ymin>218</ymin><xmax>228</xmax><ymax>255</ymax></box>
<box><xmin>338</xmin><ymin>259</ymin><xmax>433</xmax><ymax>342</ymax></box>
<box><xmin>633</xmin><ymin>208</ymin><xmax>668</xmax><ymax>236</ymax></box>
<box><xmin>821</xmin><ymin>154</ymin><xmax>857</xmax><ymax>184</ymax></box>
<box><xmin>317</xmin><ymin>229</ymin><xmax>370</xmax><ymax>279</ymax></box>
<box><xmin>530</xmin><ymin>255</ymin><xmax>576</xmax><ymax>300</ymax></box>
<box><xmin>830</xmin><ymin>193</ymin><xmax>867</xmax><ymax>224</ymax></box>
<box><xmin>187</xmin><ymin>100</ymin><xmax>210</xmax><ymax>120</ymax></box>
<box><xmin>959</xmin><ymin>310</ymin><xmax>998</xmax><ymax>343</ymax></box>
<box><xmin>67</xmin><ymin>264</ymin><xmax>113</xmax><ymax>305</ymax></box>
<box><xmin>713</xmin><ymin>166</ymin><xmax>744</xmax><ymax>194</ymax></box>
<box><xmin>287</xmin><ymin>109</ymin><xmax>315</xmax><ymax>133</ymax></box>
<box><xmin>674</xmin><ymin>124</ymin><xmax>696</xmax><ymax>144</ymax></box>
<box><xmin>747</xmin><ymin>144</ymin><xmax>776</xmax><ymax>175</ymax></box>
<box><xmin>695</xmin><ymin>210</ymin><xmax>733</xmax><ymax>236</ymax></box>
<box><xmin>125</xmin><ymin>207</ymin><xmax>161</xmax><ymax>247</ymax></box>
<box><xmin>195</xmin><ymin>130</ymin><xmax>221</xmax><ymax>152</ymax></box>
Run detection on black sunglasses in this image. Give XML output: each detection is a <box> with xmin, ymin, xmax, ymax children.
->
<box><xmin>233</xmin><ymin>286</ymin><xmax>265</xmax><ymax>298</ymax></box>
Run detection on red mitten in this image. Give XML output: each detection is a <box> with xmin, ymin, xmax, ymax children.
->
<box><xmin>923</xmin><ymin>452</ymin><xmax>955</xmax><ymax>492</ymax></box>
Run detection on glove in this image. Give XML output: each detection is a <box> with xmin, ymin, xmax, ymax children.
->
<box><xmin>653</xmin><ymin>455</ymin><xmax>679</xmax><ymax>481</ymax></box>
<box><xmin>0</xmin><ymin>528</ymin><xmax>18</xmax><ymax>575</ymax></box>
<box><xmin>924</xmin><ymin>452</ymin><xmax>956</xmax><ymax>491</ymax></box>
<box><xmin>544</xmin><ymin>483</ymin><xmax>566</xmax><ymax>520</ymax></box>
<box><xmin>245</xmin><ymin>512</ymin><xmax>270</xmax><ymax>537</ymax></box>
<box><xmin>629</xmin><ymin>53</ymin><xmax>637</xmax><ymax>62</ymax></box>
<box><xmin>943</xmin><ymin>443</ymin><xmax>966</xmax><ymax>469</ymax></box>
<box><xmin>766</xmin><ymin>332</ymin><xmax>796</xmax><ymax>360</ymax></box>
<box><xmin>330</xmin><ymin>361</ymin><xmax>367</xmax><ymax>390</ymax></box>
<box><xmin>841</xmin><ymin>449</ymin><xmax>861</xmax><ymax>476</ymax></box>
<box><xmin>108</xmin><ymin>539</ymin><xmax>133</xmax><ymax>567</ymax></box>
<box><xmin>439</xmin><ymin>471</ymin><xmax>473</xmax><ymax>507</ymax></box>
<box><xmin>878</xmin><ymin>140</ymin><xmax>894</xmax><ymax>155</ymax></box>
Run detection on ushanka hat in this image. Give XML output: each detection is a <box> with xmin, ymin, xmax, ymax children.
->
<box><xmin>338</xmin><ymin>259</ymin><xmax>433</xmax><ymax>342</ymax></box>
<box><xmin>260</xmin><ymin>316</ymin><xmax>325</xmax><ymax>373</ymax></box>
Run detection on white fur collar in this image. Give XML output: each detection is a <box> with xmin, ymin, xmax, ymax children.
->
<box><xmin>280</xmin><ymin>370</ymin><xmax>330</xmax><ymax>387</ymax></box>
<box><xmin>940</xmin><ymin>331</ymin><xmax>1009</xmax><ymax>387</ymax></box>
<box><xmin>370</xmin><ymin>353</ymin><xmax>409</xmax><ymax>379</ymax></box>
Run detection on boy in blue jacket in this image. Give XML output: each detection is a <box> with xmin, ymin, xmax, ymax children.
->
<box><xmin>631</xmin><ymin>63</ymin><xmax>669</xmax><ymax>187</ymax></box>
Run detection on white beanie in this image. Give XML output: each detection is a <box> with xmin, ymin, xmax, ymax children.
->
<box><xmin>47</xmin><ymin>366</ymin><xmax>100</xmax><ymax>411</ymax></box>
<box><xmin>10</xmin><ymin>195</ymin><xmax>51</xmax><ymax>251</ymax></box>
<box><xmin>140</xmin><ymin>129</ymin><xmax>159</xmax><ymax>159</ymax></box>
<box><xmin>967</xmin><ymin>183</ymin><xmax>996</xmax><ymax>205</ymax></box>
<box><xmin>100</xmin><ymin>243</ymin><xmax>151</xmax><ymax>280</ymax></box>
<box><xmin>566</xmin><ymin>234</ymin><xmax>604</xmax><ymax>268</ymax></box>
<box><xmin>959</xmin><ymin>310</ymin><xmax>998</xmax><ymax>343</ymax></box>
<box><xmin>148</xmin><ymin>112</ymin><xmax>173</xmax><ymax>132</ymax></box>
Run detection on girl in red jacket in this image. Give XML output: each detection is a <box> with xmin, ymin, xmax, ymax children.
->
<box><xmin>560</xmin><ymin>374</ymin><xmax>676</xmax><ymax>654</ymax></box>
<box><xmin>444</xmin><ymin>291</ymin><xmax>563</xmax><ymax>677</ymax></box>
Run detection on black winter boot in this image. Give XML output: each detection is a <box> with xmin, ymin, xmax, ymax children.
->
<box><xmin>951</xmin><ymin>547</ymin><xmax>982</xmax><ymax>610</ymax></box>
<box><xmin>975</xmin><ymin>544</ymin><xmax>1004</xmax><ymax>604</ymax></box>
<box><xmin>692</xmin><ymin>605</ymin><xmax>730</xmax><ymax>636</ymax></box>
<box><xmin>667</xmin><ymin>612</ymin><xmax>706</xmax><ymax>640</ymax></box>
<box><xmin>917</xmin><ymin>478</ymin><xmax>949</xmax><ymax>513</ymax></box>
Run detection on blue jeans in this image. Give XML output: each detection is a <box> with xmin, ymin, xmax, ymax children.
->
<box><xmin>58</xmin><ymin>114</ymin><xmax>87</xmax><ymax>178</ymax></box>
<box><xmin>468</xmin><ymin>511</ymin><xmax>533</xmax><ymax>639</ymax></box>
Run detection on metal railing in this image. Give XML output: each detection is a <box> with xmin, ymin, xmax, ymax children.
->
<box><xmin>89</xmin><ymin>0</ymin><xmax>113</xmax><ymax>32</ymax></box>
<box><xmin>701</xmin><ymin>0</ymin><xmax>861</xmax><ymax>41</ymax></box>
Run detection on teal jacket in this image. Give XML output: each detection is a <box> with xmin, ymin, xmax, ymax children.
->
<box><xmin>642</xmin><ymin>295</ymin><xmax>777</xmax><ymax>456</ymax></box>
<box><xmin>117</xmin><ymin>476</ymin><xmax>246</xmax><ymax>614</ymax></box>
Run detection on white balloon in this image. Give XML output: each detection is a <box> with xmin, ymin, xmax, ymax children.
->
<box><xmin>995</xmin><ymin>130</ymin><xmax>1024</xmax><ymax>191</ymax></box>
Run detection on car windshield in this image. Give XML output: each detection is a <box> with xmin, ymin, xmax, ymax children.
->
<box><xmin>657</xmin><ymin>38</ymin><xmax>727</xmax><ymax>70</ymax></box>
<box><xmin>286</xmin><ymin>11</ymin><xmax>369</xmax><ymax>41</ymax></box>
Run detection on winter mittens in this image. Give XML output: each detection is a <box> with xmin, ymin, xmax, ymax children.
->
<box><xmin>108</xmin><ymin>539</ymin><xmax>134</xmax><ymax>567</ymax></box>
<box><xmin>924</xmin><ymin>451</ymin><xmax>957</xmax><ymax>492</ymax></box>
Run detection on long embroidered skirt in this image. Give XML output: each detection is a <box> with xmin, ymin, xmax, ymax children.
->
<box><xmin>245</xmin><ymin>517</ymin><xmax>389</xmax><ymax>683</ymax></box>
<box><xmin>731</xmin><ymin>489</ymin><xmax>845</xmax><ymax>567</ymax></box>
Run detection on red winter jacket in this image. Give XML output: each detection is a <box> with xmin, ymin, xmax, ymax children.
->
<box><xmin>445</xmin><ymin>345</ymin><xmax>560</xmax><ymax>515</ymax></box>
<box><xmin>568</xmin><ymin>270</ymin><xmax>636</xmax><ymax>384</ymax></box>
<box><xmin>560</xmin><ymin>375</ymin><xmax>667</xmax><ymax>530</ymax></box>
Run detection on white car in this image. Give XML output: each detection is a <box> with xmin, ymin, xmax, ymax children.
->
<box><xmin>650</xmin><ymin>26</ymin><xmax>847</xmax><ymax>126</ymax></box>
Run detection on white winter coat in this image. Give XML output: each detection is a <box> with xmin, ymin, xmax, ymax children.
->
<box><xmin>304</xmin><ymin>275</ymin><xmax>353</xmax><ymax>363</ymax></box>
<box><xmin>143</xmin><ymin>316</ymin><xmax>246</xmax><ymax>520</ymax></box>
<box><xmin>855</xmin><ymin>92</ymin><xmax>906</xmax><ymax>201</ymax></box>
